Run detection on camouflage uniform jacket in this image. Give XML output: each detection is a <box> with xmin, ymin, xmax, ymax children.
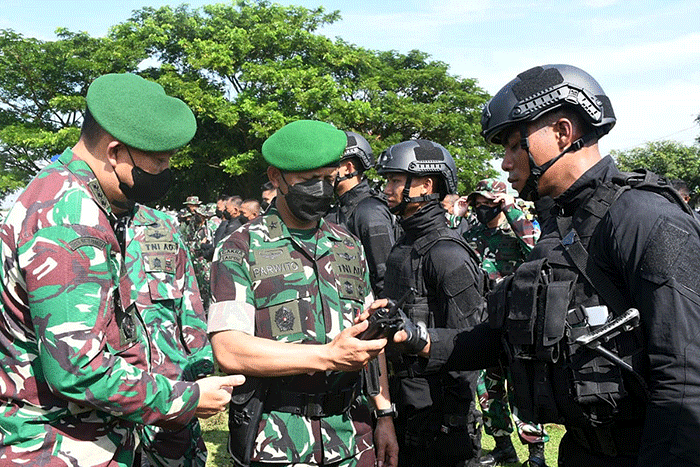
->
<box><xmin>208</xmin><ymin>205</ymin><xmax>375</xmax><ymax>465</ymax></box>
<box><xmin>464</xmin><ymin>203</ymin><xmax>541</xmax><ymax>280</ymax></box>
<box><xmin>126</xmin><ymin>206</ymin><xmax>214</xmax><ymax>467</ymax></box>
<box><xmin>0</xmin><ymin>148</ymin><xmax>199</xmax><ymax>467</ymax></box>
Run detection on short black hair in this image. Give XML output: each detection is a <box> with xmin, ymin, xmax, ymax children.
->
<box><xmin>80</xmin><ymin>108</ymin><xmax>104</xmax><ymax>149</ymax></box>
<box><xmin>261</xmin><ymin>181</ymin><xmax>274</xmax><ymax>191</ymax></box>
<box><xmin>670</xmin><ymin>179</ymin><xmax>690</xmax><ymax>197</ymax></box>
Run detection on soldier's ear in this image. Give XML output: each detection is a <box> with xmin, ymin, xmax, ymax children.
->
<box><xmin>105</xmin><ymin>141</ymin><xmax>122</xmax><ymax>170</ymax></box>
<box><xmin>553</xmin><ymin>117</ymin><xmax>575</xmax><ymax>151</ymax></box>
<box><xmin>267</xmin><ymin>166</ymin><xmax>282</xmax><ymax>189</ymax></box>
<box><xmin>422</xmin><ymin>176</ymin><xmax>435</xmax><ymax>195</ymax></box>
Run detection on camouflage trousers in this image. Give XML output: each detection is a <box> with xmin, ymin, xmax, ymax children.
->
<box><xmin>476</xmin><ymin>366</ymin><xmax>549</xmax><ymax>444</ymax></box>
<box><xmin>191</xmin><ymin>255</ymin><xmax>212</xmax><ymax>311</ymax></box>
<box><xmin>249</xmin><ymin>447</ymin><xmax>375</xmax><ymax>467</ymax></box>
<box><xmin>138</xmin><ymin>420</ymin><xmax>207</xmax><ymax>467</ymax></box>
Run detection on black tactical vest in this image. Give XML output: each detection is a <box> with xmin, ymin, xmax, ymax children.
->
<box><xmin>489</xmin><ymin>169</ymin><xmax>694</xmax><ymax>456</ymax></box>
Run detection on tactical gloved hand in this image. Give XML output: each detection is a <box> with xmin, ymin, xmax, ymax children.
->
<box><xmin>391</xmin><ymin>310</ymin><xmax>429</xmax><ymax>355</ymax></box>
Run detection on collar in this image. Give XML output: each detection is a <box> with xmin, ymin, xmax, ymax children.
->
<box><xmin>399</xmin><ymin>200</ymin><xmax>447</xmax><ymax>238</ymax></box>
<box><xmin>260</xmin><ymin>204</ymin><xmax>342</xmax><ymax>250</ymax></box>
<box><xmin>58</xmin><ymin>148</ymin><xmax>120</xmax><ymax>221</ymax></box>
<box><xmin>338</xmin><ymin>179</ymin><xmax>374</xmax><ymax>220</ymax></box>
<box><xmin>554</xmin><ymin>155</ymin><xmax>620</xmax><ymax>217</ymax></box>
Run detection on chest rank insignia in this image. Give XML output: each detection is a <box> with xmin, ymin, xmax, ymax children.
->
<box><xmin>149</xmin><ymin>230</ymin><xmax>167</xmax><ymax>240</ymax></box>
<box><xmin>344</xmin><ymin>280</ymin><xmax>354</xmax><ymax>296</ymax></box>
<box><xmin>165</xmin><ymin>257</ymin><xmax>173</xmax><ymax>269</ymax></box>
<box><xmin>275</xmin><ymin>306</ymin><xmax>295</xmax><ymax>332</ymax></box>
<box><xmin>339</xmin><ymin>252</ymin><xmax>355</xmax><ymax>261</ymax></box>
<box><xmin>259</xmin><ymin>249</ymin><xmax>283</xmax><ymax>260</ymax></box>
<box><xmin>153</xmin><ymin>257</ymin><xmax>162</xmax><ymax>269</ymax></box>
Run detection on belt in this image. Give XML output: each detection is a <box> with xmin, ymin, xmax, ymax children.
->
<box><xmin>265</xmin><ymin>383</ymin><xmax>359</xmax><ymax>418</ymax></box>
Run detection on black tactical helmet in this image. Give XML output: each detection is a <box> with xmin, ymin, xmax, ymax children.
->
<box><xmin>342</xmin><ymin>131</ymin><xmax>374</xmax><ymax>171</ymax></box>
<box><xmin>481</xmin><ymin>64</ymin><xmax>616</xmax><ymax>145</ymax></box>
<box><xmin>376</xmin><ymin>139</ymin><xmax>458</xmax><ymax>195</ymax></box>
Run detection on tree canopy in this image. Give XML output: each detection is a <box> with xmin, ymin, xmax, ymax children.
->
<box><xmin>612</xmin><ymin>140</ymin><xmax>700</xmax><ymax>192</ymax></box>
<box><xmin>0</xmin><ymin>0</ymin><xmax>496</xmax><ymax>207</ymax></box>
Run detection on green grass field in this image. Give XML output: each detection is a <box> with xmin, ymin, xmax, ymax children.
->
<box><xmin>200</xmin><ymin>412</ymin><xmax>564</xmax><ymax>466</ymax></box>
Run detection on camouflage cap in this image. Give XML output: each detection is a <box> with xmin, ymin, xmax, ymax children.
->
<box><xmin>262</xmin><ymin>120</ymin><xmax>345</xmax><ymax>172</ymax></box>
<box><xmin>205</xmin><ymin>203</ymin><xmax>217</xmax><ymax>216</ymax></box>
<box><xmin>86</xmin><ymin>73</ymin><xmax>196</xmax><ymax>152</ymax></box>
<box><xmin>183</xmin><ymin>196</ymin><xmax>201</xmax><ymax>205</ymax></box>
<box><xmin>467</xmin><ymin>178</ymin><xmax>508</xmax><ymax>205</ymax></box>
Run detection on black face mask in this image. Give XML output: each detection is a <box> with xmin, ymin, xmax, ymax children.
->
<box><xmin>238</xmin><ymin>214</ymin><xmax>249</xmax><ymax>224</ymax></box>
<box><xmin>222</xmin><ymin>210</ymin><xmax>233</xmax><ymax>220</ymax></box>
<box><xmin>215</xmin><ymin>208</ymin><xmax>225</xmax><ymax>219</ymax></box>
<box><xmin>281</xmin><ymin>173</ymin><xmax>334</xmax><ymax>222</ymax></box>
<box><xmin>475</xmin><ymin>204</ymin><xmax>501</xmax><ymax>225</ymax></box>
<box><xmin>260</xmin><ymin>200</ymin><xmax>270</xmax><ymax>211</ymax></box>
<box><xmin>117</xmin><ymin>147</ymin><xmax>172</xmax><ymax>204</ymax></box>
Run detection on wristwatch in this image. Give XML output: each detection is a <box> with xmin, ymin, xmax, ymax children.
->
<box><xmin>373</xmin><ymin>403</ymin><xmax>397</xmax><ymax>419</ymax></box>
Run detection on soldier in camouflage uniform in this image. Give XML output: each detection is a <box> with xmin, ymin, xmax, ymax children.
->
<box><xmin>209</xmin><ymin>120</ymin><xmax>398</xmax><ymax>467</ymax></box>
<box><xmin>0</xmin><ymin>73</ymin><xmax>242</xmax><ymax>467</ymax></box>
<box><xmin>182</xmin><ymin>202</ymin><xmax>215</xmax><ymax>311</ymax></box>
<box><xmin>461</xmin><ymin>178</ymin><xmax>548</xmax><ymax>467</ymax></box>
<box><xmin>126</xmin><ymin>205</ymin><xmax>215</xmax><ymax>467</ymax></box>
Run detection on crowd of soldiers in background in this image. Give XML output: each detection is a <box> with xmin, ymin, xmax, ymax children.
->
<box><xmin>169</xmin><ymin>176</ymin><xmax>700</xmax><ymax>313</ymax></box>
<box><xmin>173</xmin><ymin>186</ymin><xmax>273</xmax><ymax>309</ymax></box>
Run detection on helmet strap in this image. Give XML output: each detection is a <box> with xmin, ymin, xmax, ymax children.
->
<box><xmin>518</xmin><ymin>124</ymin><xmax>598</xmax><ymax>201</ymax></box>
<box><xmin>390</xmin><ymin>174</ymin><xmax>440</xmax><ymax>215</ymax></box>
<box><xmin>334</xmin><ymin>169</ymin><xmax>359</xmax><ymax>187</ymax></box>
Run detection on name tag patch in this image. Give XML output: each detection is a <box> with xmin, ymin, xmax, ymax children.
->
<box><xmin>251</xmin><ymin>248</ymin><xmax>303</xmax><ymax>280</ymax></box>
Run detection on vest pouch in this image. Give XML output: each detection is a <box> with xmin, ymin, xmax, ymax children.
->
<box><xmin>404</xmin><ymin>298</ymin><xmax>431</xmax><ymax>328</ymax></box>
<box><xmin>535</xmin><ymin>280</ymin><xmax>573</xmax><ymax>363</ymax></box>
<box><xmin>506</xmin><ymin>258</ymin><xmax>549</xmax><ymax>346</ymax></box>
<box><xmin>487</xmin><ymin>275</ymin><xmax>512</xmax><ymax>329</ymax></box>
<box><xmin>566</xmin><ymin>318</ymin><xmax>628</xmax><ymax>419</ymax></box>
<box><xmin>501</xmin><ymin>258</ymin><xmax>566</xmax><ymax>424</ymax></box>
<box><xmin>508</xmin><ymin>356</ymin><xmax>563</xmax><ymax>424</ymax></box>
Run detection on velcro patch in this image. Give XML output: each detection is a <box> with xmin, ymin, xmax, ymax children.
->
<box><xmin>639</xmin><ymin>218</ymin><xmax>688</xmax><ymax>284</ymax></box>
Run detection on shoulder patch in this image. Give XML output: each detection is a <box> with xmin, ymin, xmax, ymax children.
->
<box><xmin>68</xmin><ymin>236</ymin><xmax>108</xmax><ymax>251</ymax></box>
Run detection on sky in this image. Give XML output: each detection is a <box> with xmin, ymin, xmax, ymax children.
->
<box><xmin>1</xmin><ymin>0</ymin><xmax>699</xmax><ymax>157</ymax></box>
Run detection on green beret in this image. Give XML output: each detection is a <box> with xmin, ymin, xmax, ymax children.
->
<box><xmin>86</xmin><ymin>73</ymin><xmax>196</xmax><ymax>152</ymax></box>
<box><xmin>262</xmin><ymin>120</ymin><xmax>346</xmax><ymax>171</ymax></box>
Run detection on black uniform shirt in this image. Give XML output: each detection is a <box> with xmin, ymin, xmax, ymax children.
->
<box><xmin>426</xmin><ymin>156</ymin><xmax>700</xmax><ymax>466</ymax></box>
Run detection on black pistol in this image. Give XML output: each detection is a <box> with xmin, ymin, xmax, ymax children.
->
<box><xmin>360</xmin><ymin>287</ymin><xmax>415</xmax><ymax>340</ymax></box>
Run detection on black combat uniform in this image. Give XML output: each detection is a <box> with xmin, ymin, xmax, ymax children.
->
<box><xmin>384</xmin><ymin>200</ymin><xmax>485</xmax><ymax>467</ymax></box>
<box><xmin>423</xmin><ymin>156</ymin><xmax>700</xmax><ymax>467</ymax></box>
<box><xmin>326</xmin><ymin>179</ymin><xmax>397</xmax><ymax>296</ymax></box>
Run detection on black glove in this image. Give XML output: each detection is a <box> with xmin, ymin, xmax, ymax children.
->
<box><xmin>392</xmin><ymin>310</ymin><xmax>429</xmax><ymax>355</ymax></box>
